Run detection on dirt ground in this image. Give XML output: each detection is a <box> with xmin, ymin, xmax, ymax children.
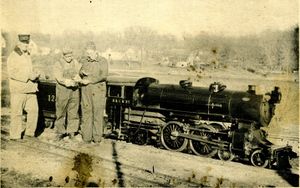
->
<box><xmin>1</xmin><ymin>123</ymin><xmax>299</xmax><ymax>187</ymax></box>
<box><xmin>1</xmin><ymin>64</ymin><xmax>299</xmax><ymax>187</ymax></box>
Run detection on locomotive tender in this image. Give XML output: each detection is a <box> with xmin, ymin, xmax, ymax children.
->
<box><xmin>37</xmin><ymin>77</ymin><xmax>296</xmax><ymax>169</ymax></box>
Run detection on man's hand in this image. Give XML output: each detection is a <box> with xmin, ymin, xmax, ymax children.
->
<box><xmin>79</xmin><ymin>69</ymin><xmax>88</xmax><ymax>77</ymax></box>
<box><xmin>64</xmin><ymin>79</ymin><xmax>77</xmax><ymax>87</ymax></box>
<box><xmin>29</xmin><ymin>72</ymin><xmax>40</xmax><ymax>81</ymax></box>
<box><xmin>73</xmin><ymin>75</ymin><xmax>82</xmax><ymax>83</ymax></box>
<box><xmin>80</xmin><ymin>79</ymin><xmax>91</xmax><ymax>85</ymax></box>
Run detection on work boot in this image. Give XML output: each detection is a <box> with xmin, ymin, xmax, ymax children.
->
<box><xmin>10</xmin><ymin>138</ymin><xmax>25</xmax><ymax>142</ymax></box>
<box><xmin>93</xmin><ymin>139</ymin><xmax>102</xmax><ymax>144</ymax></box>
<box><xmin>68</xmin><ymin>133</ymin><xmax>75</xmax><ymax>140</ymax></box>
<box><xmin>23</xmin><ymin>135</ymin><xmax>38</xmax><ymax>140</ymax></box>
<box><xmin>55</xmin><ymin>134</ymin><xmax>65</xmax><ymax>141</ymax></box>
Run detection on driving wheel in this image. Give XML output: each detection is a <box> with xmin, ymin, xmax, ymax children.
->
<box><xmin>160</xmin><ymin>121</ymin><xmax>188</xmax><ymax>152</ymax></box>
<box><xmin>189</xmin><ymin>124</ymin><xmax>218</xmax><ymax>157</ymax></box>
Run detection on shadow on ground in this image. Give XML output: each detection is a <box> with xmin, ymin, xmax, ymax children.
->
<box><xmin>276</xmin><ymin>168</ymin><xmax>299</xmax><ymax>187</ymax></box>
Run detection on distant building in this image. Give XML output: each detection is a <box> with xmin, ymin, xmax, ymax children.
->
<box><xmin>102</xmin><ymin>48</ymin><xmax>124</xmax><ymax>60</ymax></box>
<box><xmin>188</xmin><ymin>50</ymin><xmax>211</xmax><ymax>68</ymax></box>
<box><xmin>174</xmin><ymin>61</ymin><xmax>188</xmax><ymax>68</ymax></box>
<box><xmin>124</xmin><ymin>48</ymin><xmax>140</xmax><ymax>62</ymax></box>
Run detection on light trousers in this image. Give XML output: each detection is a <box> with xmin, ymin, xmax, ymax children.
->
<box><xmin>10</xmin><ymin>93</ymin><xmax>38</xmax><ymax>139</ymax></box>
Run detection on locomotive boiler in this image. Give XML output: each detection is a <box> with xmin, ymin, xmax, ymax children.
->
<box><xmin>132</xmin><ymin>77</ymin><xmax>279</xmax><ymax>127</ymax></box>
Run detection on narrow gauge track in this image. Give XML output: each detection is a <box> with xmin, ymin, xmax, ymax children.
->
<box><xmin>2</xmin><ymin>125</ymin><xmax>299</xmax><ymax>164</ymax></box>
<box><xmin>1</xmin><ymin>128</ymin><xmax>211</xmax><ymax>187</ymax></box>
<box><xmin>1</xmin><ymin>125</ymin><xmax>299</xmax><ymax>187</ymax></box>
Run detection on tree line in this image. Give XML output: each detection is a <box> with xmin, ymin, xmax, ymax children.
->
<box><xmin>2</xmin><ymin>25</ymin><xmax>298</xmax><ymax>72</ymax></box>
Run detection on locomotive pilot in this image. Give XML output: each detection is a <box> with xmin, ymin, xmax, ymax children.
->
<box><xmin>78</xmin><ymin>41</ymin><xmax>108</xmax><ymax>143</ymax></box>
<box><xmin>7</xmin><ymin>34</ymin><xmax>40</xmax><ymax>140</ymax></box>
<box><xmin>53</xmin><ymin>47</ymin><xmax>82</xmax><ymax>140</ymax></box>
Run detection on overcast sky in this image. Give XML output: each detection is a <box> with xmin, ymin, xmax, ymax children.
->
<box><xmin>1</xmin><ymin>0</ymin><xmax>298</xmax><ymax>37</ymax></box>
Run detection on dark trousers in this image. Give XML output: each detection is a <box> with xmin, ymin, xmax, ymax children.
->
<box><xmin>81</xmin><ymin>82</ymin><xmax>106</xmax><ymax>142</ymax></box>
<box><xmin>55</xmin><ymin>85</ymin><xmax>80</xmax><ymax>134</ymax></box>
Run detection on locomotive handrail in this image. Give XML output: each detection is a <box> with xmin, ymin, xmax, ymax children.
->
<box><xmin>107</xmin><ymin>82</ymin><xmax>136</xmax><ymax>86</ymax></box>
<box><xmin>123</xmin><ymin>120</ymin><xmax>161</xmax><ymax>129</ymax></box>
<box><xmin>132</xmin><ymin>106</ymin><xmax>229</xmax><ymax>117</ymax></box>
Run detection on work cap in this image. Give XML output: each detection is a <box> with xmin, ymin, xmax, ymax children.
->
<box><xmin>85</xmin><ymin>41</ymin><xmax>96</xmax><ymax>50</ymax></box>
<box><xmin>18</xmin><ymin>34</ymin><xmax>30</xmax><ymax>44</ymax></box>
<box><xmin>62</xmin><ymin>46</ymin><xmax>73</xmax><ymax>55</ymax></box>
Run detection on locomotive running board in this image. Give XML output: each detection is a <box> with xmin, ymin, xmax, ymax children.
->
<box><xmin>177</xmin><ymin>133</ymin><xmax>229</xmax><ymax>148</ymax></box>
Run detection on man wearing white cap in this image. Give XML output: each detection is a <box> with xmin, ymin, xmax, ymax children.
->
<box><xmin>79</xmin><ymin>41</ymin><xmax>108</xmax><ymax>143</ymax></box>
<box><xmin>53</xmin><ymin>47</ymin><xmax>81</xmax><ymax>141</ymax></box>
<box><xmin>7</xmin><ymin>34</ymin><xmax>40</xmax><ymax>140</ymax></box>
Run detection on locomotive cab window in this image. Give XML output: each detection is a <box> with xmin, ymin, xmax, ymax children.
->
<box><xmin>107</xmin><ymin>85</ymin><xmax>122</xmax><ymax>97</ymax></box>
<box><xmin>107</xmin><ymin>85</ymin><xmax>134</xmax><ymax>99</ymax></box>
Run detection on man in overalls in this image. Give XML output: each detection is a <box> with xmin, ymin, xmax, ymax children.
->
<box><xmin>53</xmin><ymin>47</ymin><xmax>81</xmax><ymax>140</ymax></box>
<box><xmin>79</xmin><ymin>42</ymin><xmax>108</xmax><ymax>143</ymax></box>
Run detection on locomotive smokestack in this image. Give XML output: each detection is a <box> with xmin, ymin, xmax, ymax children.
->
<box><xmin>248</xmin><ymin>85</ymin><xmax>256</xmax><ymax>94</ymax></box>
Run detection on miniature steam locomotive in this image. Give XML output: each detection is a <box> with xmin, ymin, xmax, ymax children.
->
<box><xmin>37</xmin><ymin>77</ymin><xmax>296</xmax><ymax>169</ymax></box>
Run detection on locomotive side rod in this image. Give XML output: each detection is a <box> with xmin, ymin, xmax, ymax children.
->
<box><xmin>188</xmin><ymin>127</ymin><xmax>228</xmax><ymax>135</ymax></box>
<box><xmin>176</xmin><ymin>132</ymin><xmax>229</xmax><ymax>149</ymax></box>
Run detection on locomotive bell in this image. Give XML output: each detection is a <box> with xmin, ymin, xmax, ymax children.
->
<box><xmin>248</xmin><ymin>85</ymin><xmax>256</xmax><ymax>94</ymax></box>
